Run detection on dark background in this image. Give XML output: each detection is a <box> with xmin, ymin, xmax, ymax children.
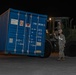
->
<box><xmin>0</xmin><ymin>0</ymin><xmax>76</xmax><ymax>23</ymax></box>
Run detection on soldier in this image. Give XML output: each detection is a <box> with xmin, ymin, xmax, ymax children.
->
<box><xmin>54</xmin><ymin>29</ymin><xmax>66</xmax><ymax>60</ymax></box>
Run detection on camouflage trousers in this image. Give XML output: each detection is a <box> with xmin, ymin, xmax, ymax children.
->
<box><xmin>59</xmin><ymin>47</ymin><xmax>65</xmax><ymax>58</ymax></box>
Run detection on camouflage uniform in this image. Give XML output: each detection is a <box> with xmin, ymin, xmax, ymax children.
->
<box><xmin>58</xmin><ymin>34</ymin><xmax>66</xmax><ymax>59</ymax></box>
<box><xmin>54</xmin><ymin>29</ymin><xmax>66</xmax><ymax>60</ymax></box>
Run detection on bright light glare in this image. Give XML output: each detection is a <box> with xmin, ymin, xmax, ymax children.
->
<box><xmin>49</xmin><ymin>18</ymin><xmax>51</xmax><ymax>21</ymax></box>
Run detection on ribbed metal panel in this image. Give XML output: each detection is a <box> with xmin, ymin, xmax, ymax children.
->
<box><xmin>0</xmin><ymin>8</ymin><xmax>47</xmax><ymax>57</ymax></box>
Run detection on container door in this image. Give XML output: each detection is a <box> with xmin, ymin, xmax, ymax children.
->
<box><xmin>6</xmin><ymin>10</ymin><xmax>47</xmax><ymax>56</ymax></box>
<box><xmin>28</xmin><ymin>14</ymin><xmax>38</xmax><ymax>55</ymax></box>
<box><xmin>15</xmin><ymin>13</ymin><xmax>26</xmax><ymax>54</ymax></box>
<box><xmin>6</xmin><ymin>11</ymin><xmax>27</xmax><ymax>54</ymax></box>
<box><xmin>6</xmin><ymin>11</ymin><xmax>19</xmax><ymax>53</ymax></box>
<box><xmin>36</xmin><ymin>17</ymin><xmax>46</xmax><ymax>56</ymax></box>
<box><xmin>25</xmin><ymin>14</ymin><xmax>46</xmax><ymax>56</ymax></box>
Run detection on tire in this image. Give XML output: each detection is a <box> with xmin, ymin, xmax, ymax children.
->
<box><xmin>64</xmin><ymin>41</ymin><xmax>76</xmax><ymax>57</ymax></box>
<box><xmin>43</xmin><ymin>39</ymin><xmax>53</xmax><ymax>58</ymax></box>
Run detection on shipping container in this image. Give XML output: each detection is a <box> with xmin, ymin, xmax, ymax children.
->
<box><xmin>0</xmin><ymin>8</ymin><xmax>47</xmax><ymax>57</ymax></box>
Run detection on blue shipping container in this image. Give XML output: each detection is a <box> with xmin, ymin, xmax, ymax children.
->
<box><xmin>0</xmin><ymin>8</ymin><xmax>47</xmax><ymax>57</ymax></box>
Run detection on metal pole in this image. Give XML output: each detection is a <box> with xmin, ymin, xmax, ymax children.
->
<box><xmin>70</xmin><ymin>18</ymin><xmax>73</xmax><ymax>28</ymax></box>
<box><xmin>70</xmin><ymin>18</ymin><xmax>73</xmax><ymax>34</ymax></box>
<box><xmin>52</xmin><ymin>17</ymin><xmax>55</xmax><ymax>34</ymax></box>
<box><xmin>48</xmin><ymin>17</ymin><xmax>52</xmax><ymax>34</ymax></box>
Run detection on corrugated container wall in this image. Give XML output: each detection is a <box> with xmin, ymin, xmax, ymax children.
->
<box><xmin>0</xmin><ymin>8</ymin><xmax>47</xmax><ymax>57</ymax></box>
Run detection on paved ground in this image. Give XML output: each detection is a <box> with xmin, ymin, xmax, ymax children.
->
<box><xmin>0</xmin><ymin>53</ymin><xmax>76</xmax><ymax>75</ymax></box>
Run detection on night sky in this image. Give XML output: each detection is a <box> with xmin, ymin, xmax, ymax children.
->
<box><xmin>0</xmin><ymin>0</ymin><xmax>76</xmax><ymax>17</ymax></box>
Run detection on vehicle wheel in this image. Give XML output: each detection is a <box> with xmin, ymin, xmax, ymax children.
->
<box><xmin>44</xmin><ymin>39</ymin><xmax>53</xmax><ymax>58</ymax></box>
<box><xmin>64</xmin><ymin>41</ymin><xmax>76</xmax><ymax>57</ymax></box>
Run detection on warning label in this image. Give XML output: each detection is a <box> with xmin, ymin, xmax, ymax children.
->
<box><xmin>20</xmin><ymin>20</ymin><xmax>24</xmax><ymax>26</ymax></box>
<box><xmin>25</xmin><ymin>23</ymin><xmax>30</xmax><ymax>27</ymax></box>
<box><xmin>9</xmin><ymin>38</ymin><xmax>13</xmax><ymax>43</ymax></box>
<box><xmin>11</xmin><ymin>19</ymin><xmax>18</xmax><ymax>25</ymax></box>
<box><xmin>36</xmin><ymin>42</ymin><xmax>41</xmax><ymax>46</ymax></box>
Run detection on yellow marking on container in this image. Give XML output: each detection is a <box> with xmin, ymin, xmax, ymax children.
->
<box><xmin>34</xmin><ymin>50</ymin><xmax>41</xmax><ymax>53</ymax></box>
